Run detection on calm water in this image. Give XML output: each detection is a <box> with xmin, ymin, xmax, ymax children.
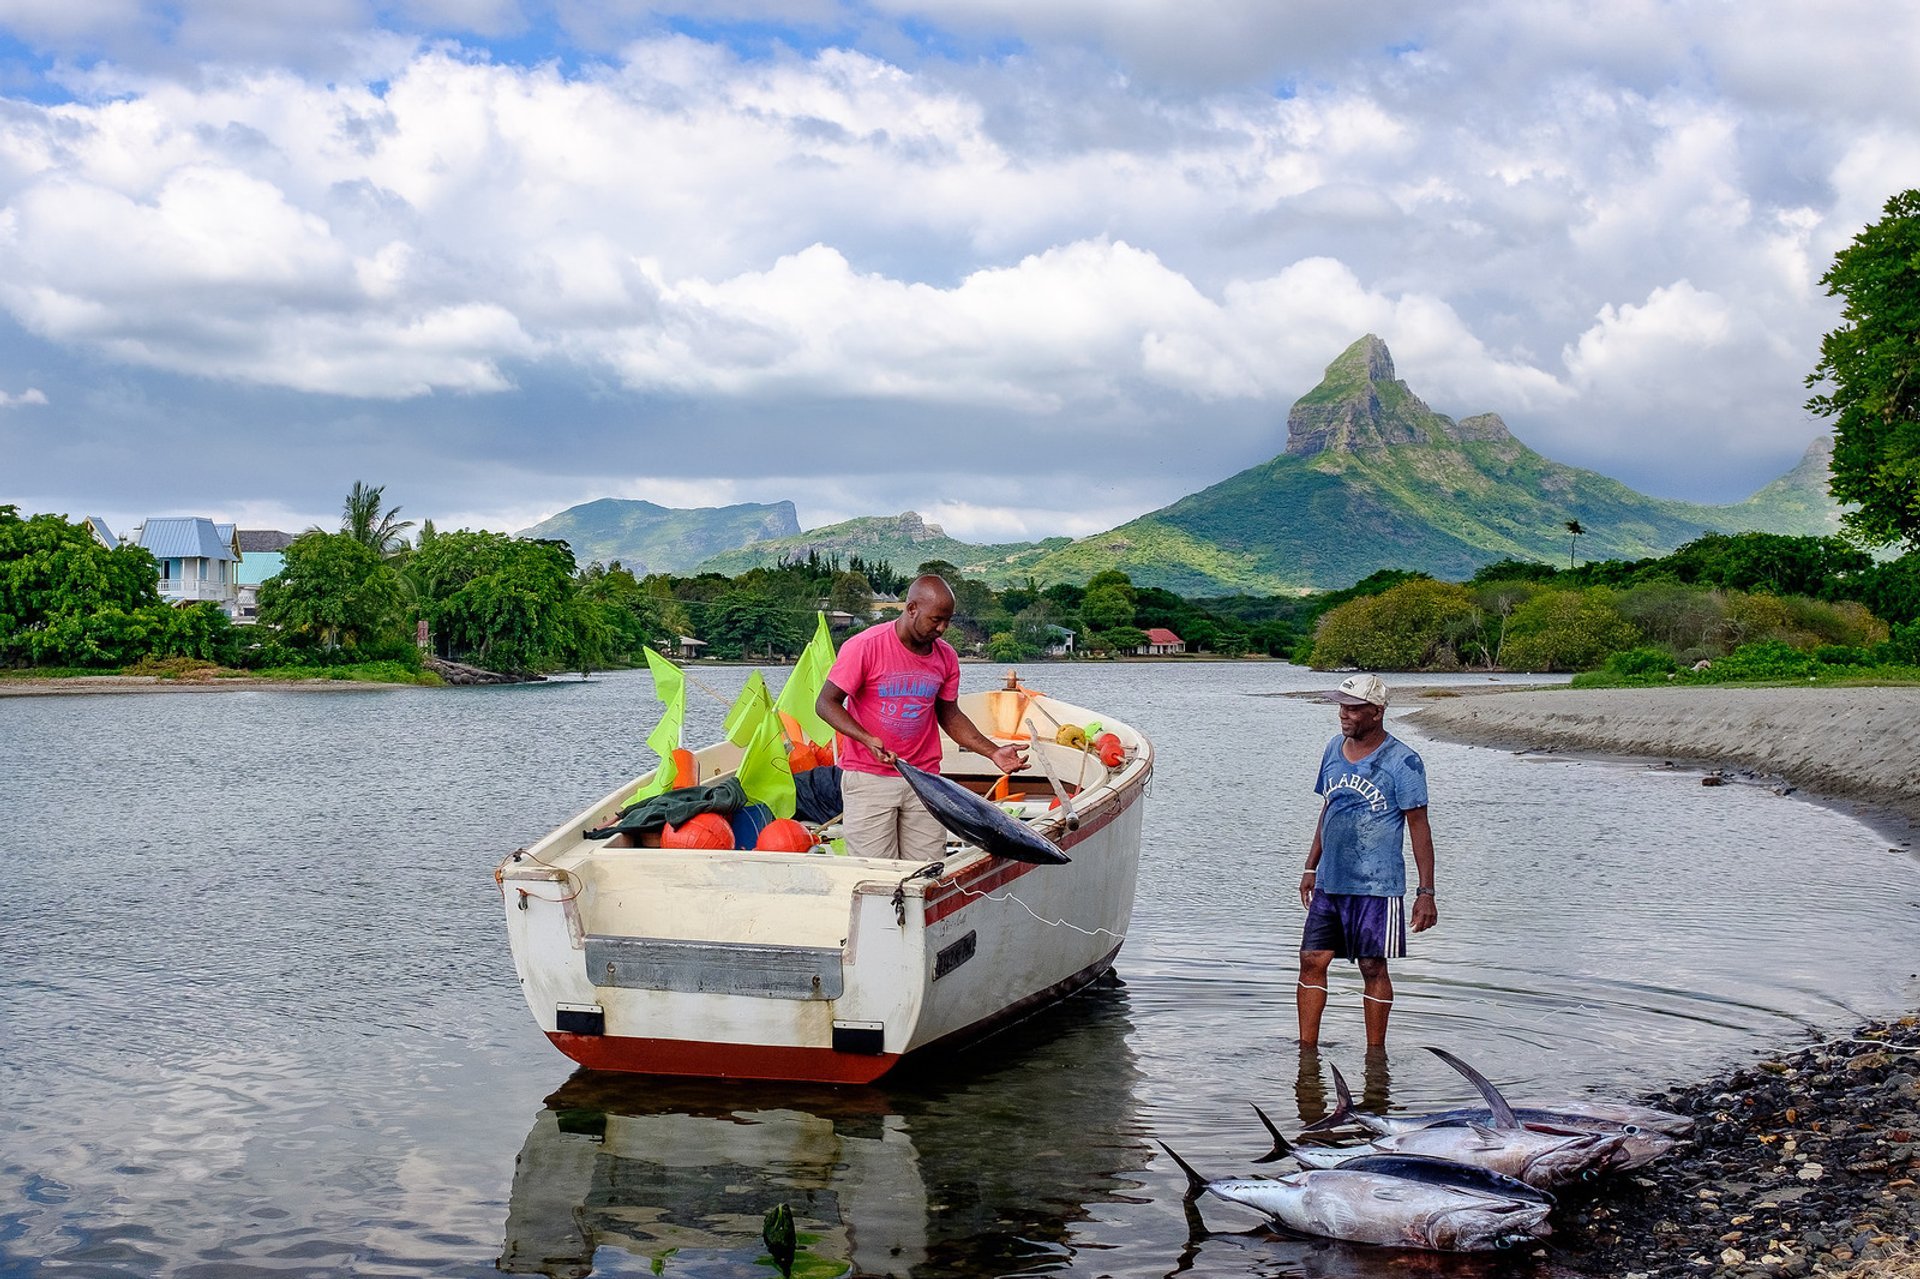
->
<box><xmin>2</xmin><ymin>663</ymin><xmax>1916</xmax><ymax>1278</ymax></box>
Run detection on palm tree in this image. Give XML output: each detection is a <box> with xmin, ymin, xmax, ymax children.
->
<box><xmin>342</xmin><ymin>481</ymin><xmax>414</xmax><ymax>557</ymax></box>
<box><xmin>1564</xmin><ymin>518</ymin><xmax>1586</xmax><ymax>569</ymax></box>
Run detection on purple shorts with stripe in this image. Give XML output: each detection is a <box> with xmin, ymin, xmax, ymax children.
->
<box><xmin>1301</xmin><ymin>891</ymin><xmax>1405</xmax><ymax>961</ymax></box>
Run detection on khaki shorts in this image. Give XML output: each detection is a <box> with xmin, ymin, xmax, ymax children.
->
<box><xmin>840</xmin><ymin>769</ymin><xmax>949</xmax><ymax>860</ymax></box>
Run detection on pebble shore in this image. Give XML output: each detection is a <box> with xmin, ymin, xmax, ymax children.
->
<box><xmin>1551</xmin><ymin>1017</ymin><xmax>1919</xmax><ymax>1279</ymax></box>
<box><xmin>1408</xmin><ymin>686</ymin><xmax>1920</xmax><ymax>1279</ymax></box>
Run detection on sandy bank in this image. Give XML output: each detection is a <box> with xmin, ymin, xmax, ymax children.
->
<box><xmin>1409</xmin><ymin>685</ymin><xmax>1920</xmax><ymax>837</ymax></box>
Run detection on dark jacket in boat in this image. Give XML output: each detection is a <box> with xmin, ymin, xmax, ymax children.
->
<box><xmin>585</xmin><ymin>778</ymin><xmax>747</xmax><ymax>839</ymax></box>
<box><xmin>793</xmin><ymin>765</ymin><xmax>843</xmax><ymax>825</ymax></box>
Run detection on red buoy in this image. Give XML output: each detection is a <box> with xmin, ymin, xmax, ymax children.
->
<box><xmin>755</xmin><ymin>818</ymin><xmax>815</xmax><ymax>853</ymax></box>
<box><xmin>661</xmin><ymin>812</ymin><xmax>734</xmax><ymax>849</ymax></box>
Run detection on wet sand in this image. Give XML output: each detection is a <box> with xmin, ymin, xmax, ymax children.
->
<box><xmin>1408</xmin><ymin>685</ymin><xmax>1920</xmax><ymax>838</ymax></box>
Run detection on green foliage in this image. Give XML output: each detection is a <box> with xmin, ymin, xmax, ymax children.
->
<box><xmin>1807</xmin><ymin>189</ymin><xmax>1920</xmax><ymax>548</ymax></box>
<box><xmin>701</xmin><ymin>593</ymin><xmax>809</xmax><ymax>660</ymax></box>
<box><xmin>1603</xmin><ymin>647</ymin><xmax>1678</xmax><ymax>679</ymax></box>
<box><xmin>0</xmin><ymin>505</ymin><xmax>163</xmax><ymax>665</ymax></box>
<box><xmin>1470</xmin><ymin>558</ymin><xmax>1559</xmax><ymax>585</ymax></box>
<box><xmin>248</xmin><ymin>659</ymin><xmax>437</xmax><ymax>685</ymax></box>
<box><xmin>404</xmin><ymin>530</ymin><xmax>582</xmax><ymax>672</ymax></box>
<box><xmin>1501</xmin><ymin>589</ymin><xmax>1639</xmax><ymax>672</ymax></box>
<box><xmin>986</xmin><ymin>631</ymin><xmax>1030</xmax><ymax>662</ymax></box>
<box><xmin>259</xmin><ymin>532</ymin><xmax>410</xmax><ymax>659</ymax></box>
<box><xmin>1310</xmin><ymin>579</ymin><xmax>1479</xmax><ymax>670</ymax></box>
<box><xmin>1090</xmin><ymin>625</ymin><xmax>1148</xmax><ymax>653</ymax></box>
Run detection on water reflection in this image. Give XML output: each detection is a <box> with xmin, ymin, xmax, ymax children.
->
<box><xmin>1291</xmin><ymin>1047</ymin><xmax>1392</xmax><ymax>1128</ymax></box>
<box><xmin>501</xmin><ymin>981</ymin><xmax>1151</xmax><ymax>1278</ymax></box>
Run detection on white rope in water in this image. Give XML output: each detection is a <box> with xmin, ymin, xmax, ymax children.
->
<box><xmin>944</xmin><ymin>879</ymin><xmax>1126</xmax><ymax>941</ymax></box>
<box><xmin>1296</xmin><ymin>979</ymin><xmax>1393</xmax><ymax>1005</ymax></box>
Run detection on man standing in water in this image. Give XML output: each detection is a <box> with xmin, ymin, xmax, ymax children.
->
<box><xmin>817</xmin><ymin>574</ymin><xmax>1027</xmax><ymax>859</ymax></box>
<box><xmin>1297</xmin><ymin>673</ymin><xmax>1437</xmax><ymax>1047</ymax></box>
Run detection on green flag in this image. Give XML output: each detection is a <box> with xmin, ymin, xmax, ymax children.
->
<box><xmin>723</xmin><ymin>671</ymin><xmax>772</xmax><ymax>747</ymax></box>
<box><xmin>736</xmin><ymin>704</ymin><xmax>797</xmax><ymax>819</ymax></box>
<box><xmin>774</xmin><ymin>612</ymin><xmax>837</xmax><ymax>746</ymax></box>
<box><xmin>627</xmin><ymin>647</ymin><xmax>686</xmax><ymax>803</ymax></box>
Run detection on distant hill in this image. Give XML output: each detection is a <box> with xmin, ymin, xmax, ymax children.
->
<box><xmin>519</xmin><ymin>498</ymin><xmax>801</xmax><ymax>575</ymax></box>
<box><xmin>1017</xmin><ymin>336</ymin><xmax>1843</xmax><ymax>594</ymax></box>
<box><xmin>696</xmin><ymin>511</ymin><xmax>1069</xmax><ymax>578</ymax></box>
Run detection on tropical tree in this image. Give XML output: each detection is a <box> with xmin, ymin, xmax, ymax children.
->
<box><xmin>1564</xmin><ymin>519</ymin><xmax>1586</xmax><ymax>569</ymax></box>
<box><xmin>1807</xmin><ymin>189</ymin><xmax>1920</xmax><ymax>548</ymax></box>
<box><xmin>340</xmin><ymin>481</ymin><xmax>415</xmax><ymax>556</ymax></box>
<box><xmin>404</xmin><ymin>530</ymin><xmax>582</xmax><ymax>671</ymax></box>
<box><xmin>257</xmin><ymin>532</ymin><xmax>409</xmax><ymax>657</ymax></box>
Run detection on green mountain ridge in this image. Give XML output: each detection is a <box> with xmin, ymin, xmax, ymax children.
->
<box><xmin>518</xmin><ymin>498</ymin><xmax>801</xmax><ymax>575</ymax></box>
<box><xmin>695</xmin><ymin>511</ymin><xmax>1070</xmax><ymax>580</ymax></box>
<box><xmin>1016</xmin><ymin>336</ymin><xmax>1842</xmax><ymax>592</ymax></box>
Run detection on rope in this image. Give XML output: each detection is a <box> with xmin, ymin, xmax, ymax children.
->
<box><xmin>944</xmin><ymin>879</ymin><xmax>1125</xmax><ymax>941</ymax></box>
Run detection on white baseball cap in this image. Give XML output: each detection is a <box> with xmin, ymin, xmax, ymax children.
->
<box><xmin>1322</xmin><ymin>673</ymin><xmax>1389</xmax><ymax>707</ymax></box>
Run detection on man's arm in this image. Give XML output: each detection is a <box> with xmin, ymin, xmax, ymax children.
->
<box><xmin>816</xmin><ymin>679</ymin><xmax>893</xmax><ymax>764</ymax></box>
<box><xmin>933</xmin><ymin>698</ymin><xmax>1029</xmax><ymax>774</ymax></box>
<box><xmin>1301</xmin><ymin>801</ymin><xmax>1326</xmax><ymax>908</ymax></box>
<box><xmin>1406</xmin><ymin>806</ymin><xmax>1437</xmax><ymax>933</ymax></box>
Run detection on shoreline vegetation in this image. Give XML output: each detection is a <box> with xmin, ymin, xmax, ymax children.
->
<box><xmin>1406</xmin><ymin>682</ymin><xmax>1920</xmax><ymax>1279</ymax></box>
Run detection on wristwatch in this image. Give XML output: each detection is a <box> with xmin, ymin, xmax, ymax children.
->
<box><xmin>1414</xmin><ymin>887</ymin><xmax>1435</xmax><ymax>896</ymax></box>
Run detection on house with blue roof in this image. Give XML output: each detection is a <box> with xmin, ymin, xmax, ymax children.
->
<box><xmin>127</xmin><ymin>517</ymin><xmax>243</xmax><ymax>616</ymax></box>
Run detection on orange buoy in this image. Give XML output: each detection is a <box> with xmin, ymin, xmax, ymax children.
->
<box><xmin>670</xmin><ymin>747</ymin><xmax>698</xmax><ymax>788</ymax></box>
<box><xmin>660</xmin><ymin>812</ymin><xmax>734</xmax><ymax>849</ymax></box>
<box><xmin>1095</xmin><ymin>732</ymin><xmax>1124</xmax><ymax>768</ymax></box>
<box><xmin>755</xmin><ymin>818</ymin><xmax>815</xmax><ymax>853</ymax></box>
<box><xmin>788</xmin><ymin>743</ymin><xmax>817</xmax><ymax>774</ymax></box>
<box><xmin>813</xmin><ymin>741</ymin><xmax>835</xmax><ymax>768</ymax></box>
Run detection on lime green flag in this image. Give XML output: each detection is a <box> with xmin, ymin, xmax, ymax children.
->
<box><xmin>774</xmin><ymin>612</ymin><xmax>837</xmax><ymax>746</ymax></box>
<box><xmin>736</xmin><ymin>705</ymin><xmax>797</xmax><ymax>819</ymax></box>
<box><xmin>626</xmin><ymin>647</ymin><xmax>686</xmax><ymax>803</ymax></box>
<box><xmin>723</xmin><ymin>671</ymin><xmax>772</xmax><ymax>747</ymax></box>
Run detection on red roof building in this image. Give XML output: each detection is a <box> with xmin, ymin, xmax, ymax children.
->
<box><xmin>1138</xmin><ymin>627</ymin><xmax>1184</xmax><ymax>655</ymax></box>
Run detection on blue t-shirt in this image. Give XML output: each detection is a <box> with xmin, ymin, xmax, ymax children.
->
<box><xmin>1313</xmin><ymin>733</ymin><xmax>1429</xmax><ymax>896</ymax></box>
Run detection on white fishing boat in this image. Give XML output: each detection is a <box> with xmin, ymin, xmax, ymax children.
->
<box><xmin>495</xmin><ymin>681</ymin><xmax>1151</xmax><ymax>1083</ymax></box>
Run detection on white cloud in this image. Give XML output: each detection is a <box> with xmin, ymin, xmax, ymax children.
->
<box><xmin>0</xmin><ymin>386</ymin><xmax>49</xmax><ymax>407</ymax></box>
<box><xmin>2</xmin><ymin>1</ymin><xmax>1915</xmax><ymax>530</ymax></box>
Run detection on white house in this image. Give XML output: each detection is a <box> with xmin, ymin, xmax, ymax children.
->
<box><xmin>128</xmin><ymin>517</ymin><xmax>242</xmax><ymax>617</ymax></box>
<box><xmin>1044</xmin><ymin>624</ymin><xmax>1075</xmax><ymax>656</ymax></box>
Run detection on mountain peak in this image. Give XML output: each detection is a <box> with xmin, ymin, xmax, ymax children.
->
<box><xmin>1285</xmin><ymin>334</ymin><xmax>1450</xmax><ymax>457</ymax></box>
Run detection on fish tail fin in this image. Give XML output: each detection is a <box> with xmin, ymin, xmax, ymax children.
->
<box><xmin>1155</xmin><ymin>1142</ymin><xmax>1211</xmax><ymax>1198</ymax></box>
<box><xmin>1427</xmin><ymin>1045</ymin><xmax>1519</xmax><ymax>1128</ymax></box>
<box><xmin>1249</xmin><ymin>1102</ymin><xmax>1294</xmax><ymax>1163</ymax></box>
<box><xmin>1298</xmin><ymin>1062</ymin><xmax>1356</xmax><ymax>1134</ymax></box>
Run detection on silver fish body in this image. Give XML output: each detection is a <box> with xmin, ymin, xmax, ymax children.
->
<box><xmin>1290</xmin><ymin>1124</ymin><xmax>1633</xmax><ymax>1189</ymax></box>
<box><xmin>1358</xmin><ymin>1111</ymin><xmax>1675</xmax><ymax>1169</ymax></box>
<box><xmin>1198</xmin><ymin>1168</ymin><xmax>1553</xmax><ymax>1252</ymax></box>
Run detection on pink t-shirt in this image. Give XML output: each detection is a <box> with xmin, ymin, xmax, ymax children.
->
<box><xmin>826</xmin><ymin>621</ymin><xmax>961</xmax><ymax>776</ymax></box>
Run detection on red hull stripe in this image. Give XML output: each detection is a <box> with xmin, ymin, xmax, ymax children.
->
<box><xmin>546</xmin><ymin>942</ymin><xmax>1122</xmax><ymax>1083</ymax></box>
<box><xmin>921</xmin><ymin>774</ymin><xmax>1144</xmax><ymax>926</ymax></box>
<box><xmin>548</xmin><ymin>1031</ymin><xmax>902</xmax><ymax>1084</ymax></box>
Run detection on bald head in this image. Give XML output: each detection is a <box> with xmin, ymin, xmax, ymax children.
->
<box><xmin>907</xmin><ymin>574</ymin><xmax>954</xmax><ymax>608</ymax></box>
<box><xmin>897</xmin><ymin>574</ymin><xmax>957</xmax><ymax>651</ymax></box>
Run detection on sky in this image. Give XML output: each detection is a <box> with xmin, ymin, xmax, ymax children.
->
<box><xmin>1</xmin><ymin>1</ymin><xmax>1915</xmax><ymax>545</ymax></box>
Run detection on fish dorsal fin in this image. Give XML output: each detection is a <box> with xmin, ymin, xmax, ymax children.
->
<box><xmin>1427</xmin><ymin>1046</ymin><xmax>1519</xmax><ymax>1128</ymax></box>
<box><xmin>1298</xmin><ymin>1062</ymin><xmax>1357</xmax><ymax>1135</ymax></box>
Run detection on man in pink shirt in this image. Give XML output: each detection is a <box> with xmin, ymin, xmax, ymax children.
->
<box><xmin>816</xmin><ymin>574</ymin><xmax>1028</xmax><ymax>858</ymax></box>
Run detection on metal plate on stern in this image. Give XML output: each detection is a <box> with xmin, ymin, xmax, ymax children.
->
<box><xmin>584</xmin><ymin>935</ymin><xmax>845</xmax><ymax>1000</ymax></box>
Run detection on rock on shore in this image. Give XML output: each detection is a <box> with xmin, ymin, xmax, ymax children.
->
<box><xmin>1409</xmin><ymin>686</ymin><xmax>1920</xmax><ymax>835</ymax></box>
